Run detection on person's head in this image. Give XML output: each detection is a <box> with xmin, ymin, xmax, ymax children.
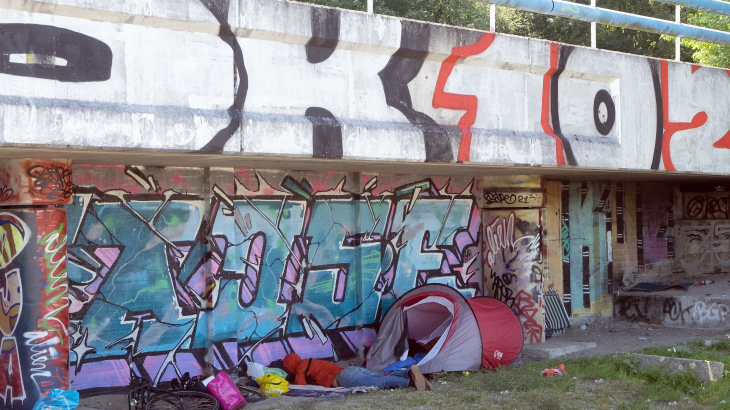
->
<box><xmin>283</xmin><ymin>353</ymin><xmax>302</xmax><ymax>373</ymax></box>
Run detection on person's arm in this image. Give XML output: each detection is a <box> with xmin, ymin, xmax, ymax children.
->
<box><xmin>293</xmin><ymin>363</ymin><xmax>307</xmax><ymax>385</ymax></box>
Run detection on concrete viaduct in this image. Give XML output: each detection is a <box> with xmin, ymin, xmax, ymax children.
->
<box><xmin>0</xmin><ymin>0</ymin><xmax>728</xmax><ymax>405</ymax></box>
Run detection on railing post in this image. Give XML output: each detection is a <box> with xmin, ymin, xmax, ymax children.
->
<box><xmin>368</xmin><ymin>0</ymin><xmax>373</xmax><ymax>14</ymax></box>
<box><xmin>490</xmin><ymin>4</ymin><xmax>496</xmax><ymax>31</ymax></box>
<box><xmin>591</xmin><ymin>0</ymin><xmax>597</xmax><ymax>48</ymax></box>
<box><xmin>676</xmin><ymin>5</ymin><xmax>681</xmax><ymax>61</ymax></box>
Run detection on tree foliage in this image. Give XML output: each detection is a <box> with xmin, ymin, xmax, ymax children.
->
<box><xmin>294</xmin><ymin>0</ymin><xmax>719</xmax><ymax>66</ymax></box>
<box><xmin>496</xmin><ymin>0</ymin><xmax>694</xmax><ymax>61</ymax></box>
<box><xmin>683</xmin><ymin>9</ymin><xmax>730</xmax><ymax>68</ymax></box>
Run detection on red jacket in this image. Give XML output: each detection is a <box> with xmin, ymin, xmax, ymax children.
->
<box><xmin>283</xmin><ymin>353</ymin><xmax>344</xmax><ymax>387</ymax></box>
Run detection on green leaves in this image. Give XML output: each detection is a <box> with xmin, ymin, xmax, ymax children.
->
<box><xmin>683</xmin><ymin>8</ymin><xmax>730</xmax><ymax>68</ymax></box>
<box><xmin>296</xmin><ymin>0</ymin><xmax>728</xmax><ymax>67</ymax></box>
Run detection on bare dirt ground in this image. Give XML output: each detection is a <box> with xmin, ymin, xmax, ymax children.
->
<box><xmin>545</xmin><ymin>319</ymin><xmax>730</xmax><ymax>359</ymax></box>
<box><xmin>77</xmin><ymin>320</ymin><xmax>730</xmax><ymax>410</ymax></box>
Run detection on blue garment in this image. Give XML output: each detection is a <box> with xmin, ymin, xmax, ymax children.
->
<box><xmin>382</xmin><ymin>353</ymin><xmax>427</xmax><ymax>374</ymax></box>
<box><xmin>337</xmin><ymin>367</ymin><xmax>409</xmax><ymax>389</ymax></box>
<box><xmin>383</xmin><ymin>358</ymin><xmax>416</xmax><ymax>374</ymax></box>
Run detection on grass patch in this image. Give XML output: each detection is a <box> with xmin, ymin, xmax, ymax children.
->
<box><xmin>281</xmin><ymin>339</ymin><xmax>730</xmax><ymax>409</ymax></box>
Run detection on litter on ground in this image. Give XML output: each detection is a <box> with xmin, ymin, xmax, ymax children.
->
<box><xmin>541</xmin><ymin>364</ymin><xmax>567</xmax><ymax>377</ymax></box>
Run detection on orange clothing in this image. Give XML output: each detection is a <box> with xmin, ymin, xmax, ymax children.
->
<box><xmin>283</xmin><ymin>353</ymin><xmax>344</xmax><ymax>387</ymax></box>
<box><xmin>541</xmin><ymin>364</ymin><xmax>567</xmax><ymax>377</ymax></box>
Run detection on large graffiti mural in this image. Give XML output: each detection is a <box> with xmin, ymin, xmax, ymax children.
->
<box><xmin>482</xmin><ymin>210</ymin><xmax>545</xmax><ymax>344</ymax></box>
<box><xmin>0</xmin><ymin>210</ymin><xmax>69</xmax><ymax>410</ymax></box>
<box><xmin>66</xmin><ymin>166</ymin><xmax>481</xmax><ymax>390</ymax></box>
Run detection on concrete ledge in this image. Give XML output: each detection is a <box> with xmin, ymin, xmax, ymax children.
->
<box><xmin>631</xmin><ymin>354</ymin><xmax>724</xmax><ymax>383</ymax></box>
<box><xmin>615</xmin><ymin>294</ymin><xmax>730</xmax><ymax>329</ymax></box>
<box><xmin>522</xmin><ymin>341</ymin><xmax>597</xmax><ymax>360</ymax></box>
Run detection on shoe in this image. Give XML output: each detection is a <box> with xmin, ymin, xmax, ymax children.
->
<box><xmin>408</xmin><ymin>365</ymin><xmax>427</xmax><ymax>391</ymax></box>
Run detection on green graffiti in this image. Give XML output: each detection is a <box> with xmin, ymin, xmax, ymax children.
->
<box><xmin>39</xmin><ymin>223</ymin><xmax>68</xmax><ymax>344</ymax></box>
<box><xmin>120</xmin><ymin>277</ymin><xmax>170</xmax><ymax>308</ymax></box>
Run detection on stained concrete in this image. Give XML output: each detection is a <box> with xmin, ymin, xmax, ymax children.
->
<box><xmin>521</xmin><ymin>340</ymin><xmax>598</xmax><ymax>360</ymax></box>
<box><xmin>631</xmin><ymin>353</ymin><xmax>724</xmax><ymax>383</ymax></box>
<box><xmin>614</xmin><ymin>280</ymin><xmax>730</xmax><ymax>329</ymax></box>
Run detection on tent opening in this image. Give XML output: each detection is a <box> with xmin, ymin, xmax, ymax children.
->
<box><xmin>402</xmin><ymin>295</ymin><xmax>455</xmax><ymax>367</ymax></box>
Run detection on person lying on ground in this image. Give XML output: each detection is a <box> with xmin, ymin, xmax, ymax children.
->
<box><xmin>282</xmin><ymin>353</ymin><xmax>431</xmax><ymax>391</ymax></box>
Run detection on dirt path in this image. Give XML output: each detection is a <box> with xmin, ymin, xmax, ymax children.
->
<box><xmin>550</xmin><ymin>319</ymin><xmax>730</xmax><ymax>359</ymax></box>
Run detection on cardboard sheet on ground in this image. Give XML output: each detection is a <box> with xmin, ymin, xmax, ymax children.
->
<box><xmin>626</xmin><ymin>282</ymin><xmax>693</xmax><ymax>292</ymax></box>
<box><xmin>285</xmin><ymin>384</ymin><xmax>373</xmax><ymax>399</ymax></box>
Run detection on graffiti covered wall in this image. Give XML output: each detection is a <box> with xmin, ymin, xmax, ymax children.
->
<box><xmin>483</xmin><ymin>209</ymin><xmax>545</xmax><ymax>344</ymax></box>
<box><xmin>683</xmin><ymin>191</ymin><xmax>730</xmax><ymax>220</ymax></box>
<box><xmin>639</xmin><ymin>184</ymin><xmax>674</xmax><ymax>270</ymax></box>
<box><xmin>0</xmin><ymin>160</ymin><xmax>72</xmax><ymax>206</ymax></box>
<box><xmin>541</xmin><ymin>181</ymin><xmax>615</xmax><ymax>322</ymax></box>
<box><xmin>574</xmin><ymin>182</ymin><xmax>613</xmax><ymax>317</ymax></box>
<box><xmin>614</xmin><ymin>294</ymin><xmax>730</xmax><ymax>329</ymax></box>
<box><xmin>0</xmin><ymin>210</ymin><xmax>69</xmax><ymax>409</ymax></box>
<box><xmin>66</xmin><ymin>165</ymin><xmax>482</xmax><ymax>391</ymax></box>
<box><xmin>663</xmin><ymin>189</ymin><xmax>730</xmax><ymax>274</ymax></box>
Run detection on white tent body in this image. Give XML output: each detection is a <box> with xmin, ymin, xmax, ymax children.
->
<box><xmin>402</xmin><ymin>296</ymin><xmax>454</xmax><ymax>367</ymax></box>
<box><xmin>366</xmin><ymin>285</ymin><xmax>483</xmax><ymax>374</ymax></box>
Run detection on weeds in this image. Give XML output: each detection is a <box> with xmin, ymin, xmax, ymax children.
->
<box><xmin>282</xmin><ymin>339</ymin><xmax>730</xmax><ymax>409</ymax></box>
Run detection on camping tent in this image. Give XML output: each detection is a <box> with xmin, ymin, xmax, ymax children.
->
<box><xmin>366</xmin><ymin>284</ymin><xmax>523</xmax><ymax>374</ymax></box>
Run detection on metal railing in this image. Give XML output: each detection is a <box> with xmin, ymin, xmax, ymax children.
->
<box><xmin>653</xmin><ymin>0</ymin><xmax>730</xmax><ymax>16</ymax></box>
<box><xmin>363</xmin><ymin>0</ymin><xmax>730</xmax><ymax>60</ymax></box>
<box><xmin>470</xmin><ymin>0</ymin><xmax>730</xmax><ymax>47</ymax></box>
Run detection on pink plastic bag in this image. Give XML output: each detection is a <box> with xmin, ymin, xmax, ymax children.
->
<box><xmin>205</xmin><ymin>372</ymin><xmax>246</xmax><ymax>409</ymax></box>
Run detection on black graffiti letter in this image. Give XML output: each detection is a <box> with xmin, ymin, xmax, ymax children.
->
<box><xmin>378</xmin><ymin>21</ymin><xmax>453</xmax><ymax>163</ymax></box>
<box><xmin>306</xmin><ymin>107</ymin><xmax>343</xmax><ymax>159</ymax></box>
<box><xmin>0</xmin><ymin>24</ymin><xmax>112</xmax><ymax>82</ymax></box>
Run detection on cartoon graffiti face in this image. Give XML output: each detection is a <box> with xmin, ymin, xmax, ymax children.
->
<box><xmin>679</xmin><ymin>222</ymin><xmax>730</xmax><ymax>270</ymax></box>
<box><xmin>0</xmin><ymin>269</ymin><xmax>22</xmax><ymax>336</ymax></box>
<box><xmin>0</xmin><ymin>214</ymin><xmax>29</xmax><ymax>270</ymax></box>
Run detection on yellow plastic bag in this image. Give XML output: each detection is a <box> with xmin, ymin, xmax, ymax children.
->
<box><xmin>256</xmin><ymin>373</ymin><xmax>289</xmax><ymax>397</ymax></box>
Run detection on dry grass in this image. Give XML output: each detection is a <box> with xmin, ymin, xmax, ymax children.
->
<box><xmin>280</xmin><ymin>339</ymin><xmax>730</xmax><ymax>410</ymax></box>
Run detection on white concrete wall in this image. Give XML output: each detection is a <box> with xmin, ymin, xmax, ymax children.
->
<box><xmin>1</xmin><ymin>0</ymin><xmax>729</xmax><ymax>174</ymax></box>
